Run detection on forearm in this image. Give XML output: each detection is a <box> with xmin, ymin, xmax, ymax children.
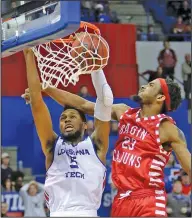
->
<box><xmin>24</xmin><ymin>50</ymin><xmax>42</xmax><ymax>104</ymax></box>
<box><xmin>91</xmin><ymin>70</ymin><xmax>113</xmax><ymax>121</ymax></box>
<box><xmin>175</xmin><ymin>149</ymin><xmax>191</xmax><ymax>177</ymax></box>
<box><xmin>20</xmin><ymin>183</ymin><xmax>30</xmax><ymax>196</ymax></box>
<box><xmin>44</xmin><ymin>86</ymin><xmax>95</xmax><ymax>116</ymax></box>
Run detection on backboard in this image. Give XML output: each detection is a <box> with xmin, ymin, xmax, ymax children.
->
<box><xmin>1</xmin><ymin>1</ymin><xmax>80</xmax><ymax>58</ymax></box>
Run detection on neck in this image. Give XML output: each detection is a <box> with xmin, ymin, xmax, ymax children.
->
<box><xmin>2</xmin><ymin>164</ymin><xmax>8</xmax><ymax>169</ymax></box>
<box><xmin>140</xmin><ymin>104</ymin><xmax>161</xmax><ymax>117</ymax></box>
<box><xmin>66</xmin><ymin>135</ymin><xmax>85</xmax><ymax>146</ymax></box>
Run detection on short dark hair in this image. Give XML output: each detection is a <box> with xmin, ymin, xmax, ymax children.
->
<box><xmin>163</xmin><ymin>39</ymin><xmax>170</xmax><ymax>46</ymax></box>
<box><xmin>160</xmin><ymin>78</ymin><xmax>181</xmax><ymax>113</ymax></box>
<box><xmin>63</xmin><ymin>106</ymin><xmax>87</xmax><ymax>122</ymax></box>
<box><xmin>166</xmin><ymin>78</ymin><xmax>182</xmax><ymax>111</ymax></box>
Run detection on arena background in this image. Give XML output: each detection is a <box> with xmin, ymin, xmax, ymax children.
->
<box><xmin>1</xmin><ymin>0</ymin><xmax>191</xmax><ymax>217</ymax></box>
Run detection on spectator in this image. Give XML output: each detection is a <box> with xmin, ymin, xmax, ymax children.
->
<box><xmin>1</xmin><ymin>0</ymin><xmax>12</xmax><ymax>15</ymax></box>
<box><xmin>172</xmin><ymin>16</ymin><xmax>187</xmax><ymax>41</ymax></box>
<box><xmin>142</xmin><ymin>67</ymin><xmax>163</xmax><ymax>82</ymax></box>
<box><xmin>86</xmin><ymin>120</ymin><xmax>94</xmax><ymax>136</ymax></box>
<box><xmin>164</xmin><ymin>154</ymin><xmax>181</xmax><ymax>193</ymax></box>
<box><xmin>11</xmin><ymin>1</ymin><xmax>17</xmax><ymax>9</ymax></box>
<box><xmin>94</xmin><ymin>3</ymin><xmax>104</xmax><ymax>22</ymax></box>
<box><xmin>1</xmin><ymin>152</ymin><xmax>13</xmax><ymax>184</ymax></box>
<box><xmin>147</xmin><ymin>25</ymin><xmax>159</xmax><ymax>41</ymax></box>
<box><xmin>142</xmin><ymin>66</ymin><xmax>164</xmax><ymax>82</ymax></box>
<box><xmin>182</xmin><ymin>53</ymin><xmax>191</xmax><ymax>99</ymax></box>
<box><xmin>2</xmin><ymin>178</ymin><xmax>15</xmax><ymax>192</ymax></box>
<box><xmin>81</xmin><ymin>0</ymin><xmax>93</xmax><ymax>9</ymax></box>
<box><xmin>167</xmin><ymin>0</ymin><xmax>182</xmax><ymax>16</ymax></box>
<box><xmin>177</xmin><ymin>0</ymin><xmax>191</xmax><ymax>23</ymax></box>
<box><xmin>109</xmin><ymin>11</ymin><xmax>120</xmax><ymax>24</ymax></box>
<box><xmin>184</xmin><ymin>18</ymin><xmax>191</xmax><ymax>41</ymax></box>
<box><xmin>166</xmin><ymin>180</ymin><xmax>191</xmax><ymax>217</ymax></box>
<box><xmin>20</xmin><ymin>180</ymin><xmax>46</xmax><ymax>217</ymax></box>
<box><xmin>1</xmin><ymin>202</ymin><xmax>8</xmax><ymax>217</ymax></box>
<box><xmin>137</xmin><ymin>26</ymin><xmax>147</xmax><ymax>41</ymax></box>
<box><xmin>180</xmin><ymin>170</ymin><xmax>191</xmax><ymax>196</ymax></box>
<box><xmin>78</xmin><ymin>85</ymin><xmax>90</xmax><ymax>98</ymax></box>
<box><xmin>110</xmin><ymin>121</ymin><xmax>118</xmax><ymax>135</ymax></box>
<box><xmin>14</xmin><ymin>176</ymin><xmax>24</xmax><ymax>192</ymax></box>
<box><xmin>158</xmin><ymin>40</ymin><xmax>177</xmax><ymax>80</ymax></box>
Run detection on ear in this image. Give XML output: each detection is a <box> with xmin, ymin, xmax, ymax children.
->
<box><xmin>156</xmin><ymin>94</ymin><xmax>166</xmax><ymax>103</ymax></box>
<box><xmin>83</xmin><ymin>123</ymin><xmax>88</xmax><ymax>130</ymax></box>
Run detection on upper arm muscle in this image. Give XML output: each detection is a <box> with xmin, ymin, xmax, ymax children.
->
<box><xmin>160</xmin><ymin>121</ymin><xmax>191</xmax><ymax>175</ymax></box>
<box><xmin>31</xmin><ymin>99</ymin><xmax>57</xmax><ymax>156</ymax></box>
<box><xmin>91</xmin><ymin>118</ymin><xmax>110</xmax><ymax>163</ymax></box>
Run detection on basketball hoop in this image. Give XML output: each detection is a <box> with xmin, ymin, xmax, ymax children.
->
<box><xmin>32</xmin><ymin>21</ymin><xmax>109</xmax><ymax>89</ymax></box>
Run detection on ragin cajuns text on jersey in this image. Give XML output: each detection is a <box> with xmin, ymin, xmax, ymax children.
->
<box><xmin>112</xmin><ymin>108</ymin><xmax>176</xmax><ymax>192</ymax></box>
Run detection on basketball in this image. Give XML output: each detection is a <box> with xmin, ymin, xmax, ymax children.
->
<box><xmin>70</xmin><ymin>33</ymin><xmax>109</xmax><ymax>71</ymax></box>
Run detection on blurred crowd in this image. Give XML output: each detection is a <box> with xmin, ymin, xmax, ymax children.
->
<box><xmin>137</xmin><ymin>0</ymin><xmax>191</xmax><ymax>41</ymax></box>
<box><xmin>141</xmin><ymin>40</ymin><xmax>191</xmax><ymax>101</ymax></box>
<box><xmin>1</xmin><ymin>150</ymin><xmax>49</xmax><ymax>217</ymax></box>
<box><xmin>81</xmin><ymin>0</ymin><xmax>120</xmax><ymax>24</ymax></box>
<box><xmin>168</xmin><ymin>0</ymin><xmax>191</xmax><ymax>41</ymax></box>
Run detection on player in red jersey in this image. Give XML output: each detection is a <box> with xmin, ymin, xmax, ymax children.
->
<box><xmin>22</xmin><ymin>73</ymin><xmax>191</xmax><ymax>217</ymax></box>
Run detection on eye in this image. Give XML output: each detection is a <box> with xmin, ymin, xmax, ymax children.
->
<box><xmin>71</xmin><ymin>116</ymin><xmax>76</xmax><ymax>119</ymax></box>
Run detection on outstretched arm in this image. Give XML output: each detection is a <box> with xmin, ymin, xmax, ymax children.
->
<box><xmin>90</xmin><ymin>70</ymin><xmax>113</xmax><ymax>164</ymax></box>
<box><xmin>23</xmin><ymin>86</ymin><xmax>129</xmax><ymax>121</ymax></box>
<box><xmin>160</xmin><ymin>121</ymin><xmax>191</xmax><ymax>178</ymax></box>
<box><xmin>24</xmin><ymin>49</ymin><xmax>57</xmax><ymax>160</ymax></box>
<box><xmin>44</xmin><ymin>86</ymin><xmax>95</xmax><ymax>116</ymax></box>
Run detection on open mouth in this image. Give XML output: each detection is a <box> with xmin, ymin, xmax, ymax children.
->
<box><xmin>65</xmin><ymin>124</ymin><xmax>74</xmax><ymax>132</ymax></box>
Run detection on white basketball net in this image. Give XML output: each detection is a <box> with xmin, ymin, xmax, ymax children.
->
<box><xmin>32</xmin><ymin>23</ymin><xmax>109</xmax><ymax>89</ymax></box>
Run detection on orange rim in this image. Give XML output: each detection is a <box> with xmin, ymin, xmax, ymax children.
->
<box><xmin>52</xmin><ymin>21</ymin><xmax>100</xmax><ymax>44</ymax></box>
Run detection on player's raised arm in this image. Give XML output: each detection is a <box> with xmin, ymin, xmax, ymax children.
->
<box><xmin>23</xmin><ymin>48</ymin><xmax>57</xmax><ymax>160</ymax></box>
<box><xmin>44</xmin><ymin>86</ymin><xmax>95</xmax><ymax>116</ymax></box>
<box><xmin>160</xmin><ymin>121</ymin><xmax>191</xmax><ymax>178</ymax></box>
<box><xmin>23</xmin><ymin>86</ymin><xmax>129</xmax><ymax>121</ymax></box>
<box><xmin>90</xmin><ymin>70</ymin><xmax>113</xmax><ymax>164</ymax></box>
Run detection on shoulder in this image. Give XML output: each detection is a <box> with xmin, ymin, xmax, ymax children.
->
<box><xmin>170</xmin><ymin>49</ymin><xmax>176</xmax><ymax>53</ymax></box>
<box><xmin>112</xmin><ymin>103</ymin><xmax>130</xmax><ymax>121</ymax></box>
<box><xmin>159</xmin><ymin>49</ymin><xmax>165</xmax><ymax>53</ymax></box>
<box><xmin>112</xmin><ymin>103</ymin><xmax>129</xmax><ymax>110</ymax></box>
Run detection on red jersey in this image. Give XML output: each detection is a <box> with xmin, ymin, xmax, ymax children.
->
<box><xmin>112</xmin><ymin>107</ymin><xmax>175</xmax><ymax>192</ymax></box>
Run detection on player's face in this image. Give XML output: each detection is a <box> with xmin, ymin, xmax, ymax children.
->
<box><xmin>59</xmin><ymin>109</ymin><xmax>87</xmax><ymax>141</ymax></box>
<box><xmin>138</xmin><ymin>79</ymin><xmax>163</xmax><ymax>105</ymax></box>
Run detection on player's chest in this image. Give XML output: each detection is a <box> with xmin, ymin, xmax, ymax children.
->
<box><xmin>54</xmin><ymin>142</ymin><xmax>93</xmax><ymax>168</ymax></box>
<box><xmin>118</xmin><ymin>120</ymin><xmax>157</xmax><ymax>149</ymax></box>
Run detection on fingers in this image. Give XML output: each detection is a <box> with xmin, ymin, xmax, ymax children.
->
<box><xmin>21</xmin><ymin>93</ymin><xmax>31</xmax><ymax>105</ymax></box>
<box><xmin>23</xmin><ymin>48</ymin><xmax>34</xmax><ymax>59</ymax></box>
